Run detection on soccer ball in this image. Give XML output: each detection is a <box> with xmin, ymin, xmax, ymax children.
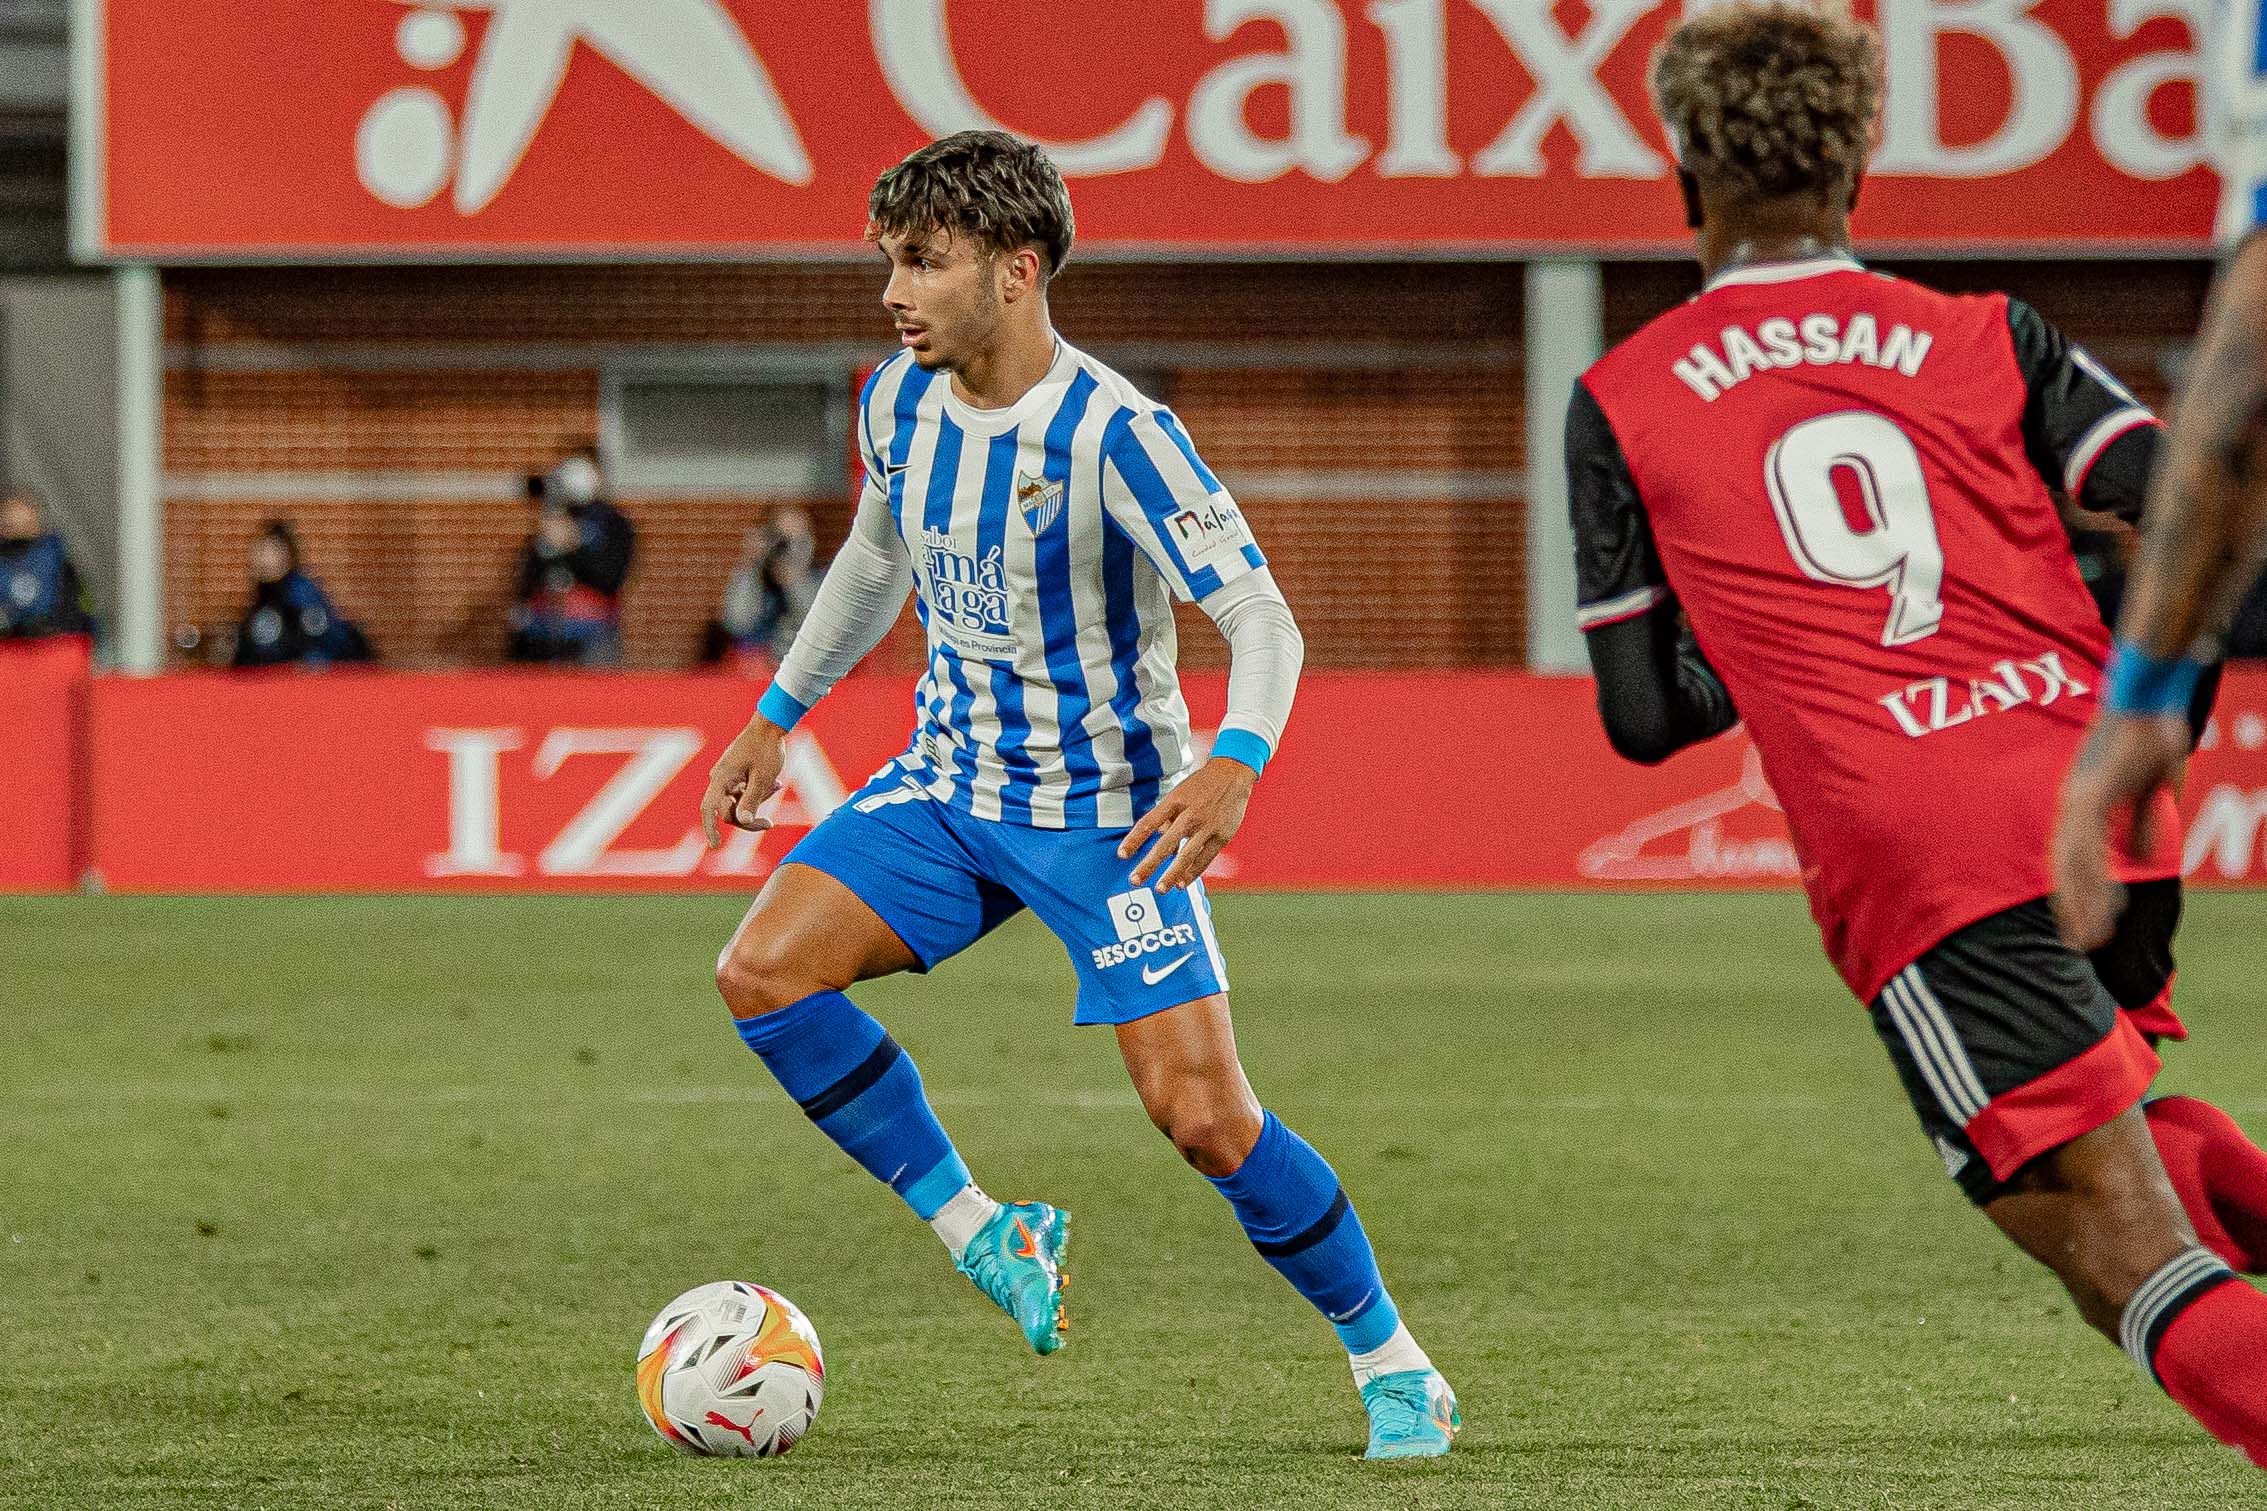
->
<box><xmin>636</xmin><ymin>1281</ymin><xmax>825</xmax><ymax>1458</ymax></box>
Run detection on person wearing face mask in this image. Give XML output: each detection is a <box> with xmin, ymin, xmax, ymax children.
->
<box><xmin>507</xmin><ymin>448</ymin><xmax>637</xmax><ymax>666</ymax></box>
<box><xmin>0</xmin><ymin>488</ymin><xmax>93</xmax><ymax>641</ymax></box>
<box><xmin>230</xmin><ymin>520</ymin><xmax>372</xmax><ymax>669</ymax></box>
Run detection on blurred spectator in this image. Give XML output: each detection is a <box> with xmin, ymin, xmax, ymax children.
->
<box><xmin>232</xmin><ymin>520</ymin><xmax>373</xmax><ymax>668</ymax></box>
<box><xmin>0</xmin><ymin>487</ymin><xmax>94</xmax><ymax>640</ymax></box>
<box><xmin>509</xmin><ymin>448</ymin><xmax>635</xmax><ymax>666</ymax></box>
<box><xmin>702</xmin><ymin>506</ymin><xmax>818</xmax><ymax>670</ymax></box>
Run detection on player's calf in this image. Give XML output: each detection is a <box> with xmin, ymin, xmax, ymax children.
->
<box><xmin>712</xmin><ymin>866</ymin><xmax>1051</xmax><ymax>1345</ymax></box>
<box><xmin>1116</xmin><ymin>998</ymin><xmax>1455</xmax><ymax>1456</ymax></box>
<box><xmin>1985</xmin><ymin>1106</ymin><xmax>2200</xmax><ymax>1336</ymax></box>
<box><xmin>1987</xmin><ymin>1108</ymin><xmax>2267</xmax><ymax>1469</ymax></box>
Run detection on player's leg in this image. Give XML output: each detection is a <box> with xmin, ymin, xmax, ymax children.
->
<box><xmin>988</xmin><ymin>816</ymin><xmax>1455</xmax><ymax>1455</ymax></box>
<box><xmin>1984</xmin><ymin>1108</ymin><xmax>2267</xmax><ymax>1467</ymax></box>
<box><xmin>1108</xmin><ymin>988</ymin><xmax>1457</xmax><ymax>1457</ymax></box>
<box><xmin>1870</xmin><ymin>901</ymin><xmax>2267</xmax><ymax>1465</ymax></box>
<box><xmin>717</xmin><ymin>862</ymin><xmax>979</xmax><ymax>1228</ymax></box>
<box><xmin>716</xmin><ymin>777</ymin><xmax>1066</xmax><ymax>1351</ymax></box>
<box><xmin>2088</xmin><ymin>879</ymin><xmax>2267</xmax><ymax>1272</ymax></box>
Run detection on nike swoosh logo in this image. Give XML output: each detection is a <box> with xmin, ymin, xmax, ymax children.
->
<box><xmin>1141</xmin><ymin>954</ymin><xmax>1194</xmax><ymax>987</ymax></box>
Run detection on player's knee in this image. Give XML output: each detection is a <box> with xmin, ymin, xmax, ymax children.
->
<box><xmin>1150</xmin><ymin>1092</ymin><xmax>1263</xmax><ymax>1179</ymax></box>
<box><xmin>714</xmin><ymin>929</ymin><xmax>817</xmax><ymax>1021</ymax></box>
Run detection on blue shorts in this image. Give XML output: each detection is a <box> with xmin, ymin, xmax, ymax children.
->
<box><xmin>784</xmin><ymin>761</ymin><xmax>1231</xmax><ymax>1026</ymax></box>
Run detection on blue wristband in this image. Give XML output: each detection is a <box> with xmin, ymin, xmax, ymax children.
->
<box><xmin>1210</xmin><ymin>728</ymin><xmax>1272</xmax><ymax>778</ymax></box>
<box><xmin>2103</xmin><ymin>640</ymin><xmax>2205</xmax><ymax>717</ymax></box>
<box><xmin>756</xmin><ymin>683</ymin><xmax>812</xmax><ymax>732</ymax></box>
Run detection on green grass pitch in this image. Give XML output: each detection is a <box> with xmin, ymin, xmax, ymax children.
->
<box><xmin>3</xmin><ymin>892</ymin><xmax>2264</xmax><ymax>1509</ymax></box>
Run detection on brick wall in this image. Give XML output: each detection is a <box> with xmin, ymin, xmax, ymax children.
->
<box><xmin>162</xmin><ymin>258</ymin><xmax>2205</xmax><ymax>671</ymax></box>
<box><xmin>163</xmin><ymin>261</ymin><xmax>1524</xmax><ymax>669</ymax></box>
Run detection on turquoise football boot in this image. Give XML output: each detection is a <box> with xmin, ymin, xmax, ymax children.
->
<box><xmin>955</xmin><ymin>1200</ymin><xmax>1070</xmax><ymax>1354</ymax></box>
<box><xmin>1360</xmin><ymin>1368</ymin><xmax>1460</xmax><ymax>1460</ymax></box>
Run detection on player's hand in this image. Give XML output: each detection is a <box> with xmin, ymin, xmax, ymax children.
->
<box><xmin>1118</xmin><ymin>757</ymin><xmax>1255</xmax><ymax>892</ymax></box>
<box><xmin>2051</xmin><ymin>712</ymin><xmax>2191</xmax><ymax>950</ymax></box>
<box><xmin>700</xmin><ymin>716</ymin><xmax>789</xmax><ymax>848</ymax></box>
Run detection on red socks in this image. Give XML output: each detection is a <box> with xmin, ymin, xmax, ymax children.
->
<box><xmin>2146</xmin><ymin>1097</ymin><xmax>2267</xmax><ymax>1272</ymax></box>
<box><xmin>2137</xmin><ymin>1258</ymin><xmax>2267</xmax><ymax>1469</ymax></box>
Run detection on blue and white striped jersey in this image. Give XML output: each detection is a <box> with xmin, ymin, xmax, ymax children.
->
<box><xmin>858</xmin><ymin>341</ymin><xmax>1266</xmax><ymax>829</ymax></box>
<box><xmin>2219</xmin><ymin>0</ymin><xmax>2267</xmax><ymax>243</ymax></box>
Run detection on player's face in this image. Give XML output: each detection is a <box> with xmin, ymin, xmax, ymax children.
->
<box><xmin>878</xmin><ymin>228</ymin><xmax>1002</xmax><ymax>373</ymax></box>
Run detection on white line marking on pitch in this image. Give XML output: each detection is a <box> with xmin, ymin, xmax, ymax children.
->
<box><xmin>0</xmin><ymin>1085</ymin><xmax>1872</xmax><ymax>1113</ymax></box>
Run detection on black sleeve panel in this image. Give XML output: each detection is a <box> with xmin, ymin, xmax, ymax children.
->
<box><xmin>2007</xmin><ymin>297</ymin><xmax>2160</xmax><ymax>522</ymax></box>
<box><xmin>1566</xmin><ymin>376</ymin><xmax>1737</xmax><ymax>763</ymax></box>
<box><xmin>1566</xmin><ymin>379</ymin><xmax>1668</xmax><ymax>623</ymax></box>
<box><xmin>1585</xmin><ymin>608</ymin><xmax>1741</xmax><ymax>766</ymax></box>
<box><xmin>2075</xmin><ymin>424</ymin><xmax>2161</xmax><ymax>525</ymax></box>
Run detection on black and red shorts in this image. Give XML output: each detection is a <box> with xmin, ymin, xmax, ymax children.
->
<box><xmin>1869</xmin><ymin>880</ymin><xmax>2186</xmax><ymax>1206</ymax></box>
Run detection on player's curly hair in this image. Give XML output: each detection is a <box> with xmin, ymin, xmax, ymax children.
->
<box><xmin>868</xmin><ymin>131</ymin><xmax>1075</xmax><ymax>278</ymax></box>
<box><xmin>1650</xmin><ymin>2</ymin><xmax>1882</xmax><ymax>204</ymax></box>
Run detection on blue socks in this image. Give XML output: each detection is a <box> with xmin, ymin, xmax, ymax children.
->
<box><xmin>737</xmin><ymin>1001</ymin><xmax>1407</xmax><ymax>1360</ymax></box>
<box><xmin>1209</xmin><ymin>1111</ymin><xmax>1401</xmax><ymax>1353</ymax></box>
<box><xmin>733</xmin><ymin>990</ymin><xmax>970</xmax><ymax>1221</ymax></box>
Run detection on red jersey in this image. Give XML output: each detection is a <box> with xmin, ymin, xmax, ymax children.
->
<box><xmin>1569</xmin><ymin>256</ymin><xmax>2177</xmax><ymax>1001</ymax></box>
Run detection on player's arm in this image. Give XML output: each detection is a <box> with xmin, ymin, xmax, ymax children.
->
<box><xmin>700</xmin><ymin>467</ymin><xmax>912</xmax><ymax>845</ymax></box>
<box><xmin>2006</xmin><ymin>298</ymin><xmax>2225</xmax><ymax>739</ymax></box>
<box><xmin>1565</xmin><ymin>380</ymin><xmax>1737</xmax><ymax>765</ymax></box>
<box><xmin>2007</xmin><ymin>297</ymin><xmax>2162</xmax><ymax>526</ymax></box>
<box><xmin>2052</xmin><ymin>237</ymin><xmax>2267</xmax><ymax>946</ymax></box>
<box><xmin>1100</xmin><ymin>407</ymin><xmax>1292</xmax><ymax>891</ymax></box>
<box><xmin>2115</xmin><ymin>242</ymin><xmax>2267</xmax><ymax>659</ymax></box>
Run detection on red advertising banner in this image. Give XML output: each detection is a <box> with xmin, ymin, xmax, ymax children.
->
<box><xmin>71</xmin><ymin>667</ymin><xmax>2267</xmax><ymax>893</ymax></box>
<box><xmin>78</xmin><ymin>0</ymin><xmax>2215</xmax><ymax>260</ymax></box>
<box><xmin>0</xmin><ymin>637</ymin><xmax>88</xmax><ymax>891</ymax></box>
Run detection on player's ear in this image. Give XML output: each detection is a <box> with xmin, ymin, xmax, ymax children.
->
<box><xmin>1002</xmin><ymin>247</ymin><xmax>1041</xmax><ymax>305</ymax></box>
<box><xmin>1676</xmin><ymin>169</ymin><xmax>1704</xmax><ymax>233</ymax></box>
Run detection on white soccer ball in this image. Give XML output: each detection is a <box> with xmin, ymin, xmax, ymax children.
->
<box><xmin>636</xmin><ymin>1280</ymin><xmax>825</xmax><ymax>1458</ymax></box>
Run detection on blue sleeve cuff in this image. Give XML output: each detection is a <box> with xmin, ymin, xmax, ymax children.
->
<box><xmin>757</xmin><ymin>683</ymin><xmax>812</xmax><ymax>732</ymax></box>
<box><xmin>2104</xmin><ymin>641</ymin><xmax>2206</xmax><ymax>717</ymax></box>
<box><xmin>1210</xmin><ymin>728</ymin><xmax>1272</xmax><ymax>778</ymax></box>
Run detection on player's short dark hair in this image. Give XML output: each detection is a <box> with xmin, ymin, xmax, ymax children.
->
<box><xmin>867</xmin><ymin>131</ymin><xmax>1074</xmax><ymax>278</ymax></box>
<box><xmin>1650</xmin><ymin>2</ymin><xmax>1882</xmax><ymax>204</ymax></box>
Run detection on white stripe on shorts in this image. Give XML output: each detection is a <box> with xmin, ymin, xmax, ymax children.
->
<box><xmin>1897</xmin><ymin>967</ymin><xmax>1992</xmax><ymax>1113</ymax></box>
<box><xmin>1880</xmin><ymin>967</ymin><xmax>1988</xmax><ymax>1125</ymax></box>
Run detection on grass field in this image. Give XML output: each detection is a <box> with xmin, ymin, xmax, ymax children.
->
<box><xmin>4</xmin><ymin>892</ymin><xmax>2266</xmax><ymax>1510</ymax></box>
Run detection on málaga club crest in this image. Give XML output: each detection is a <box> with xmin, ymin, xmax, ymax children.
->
<box><xmin>1016</xmin><ymin>472</ymin><xmax>1065</xmax><ymax>533</ymax></box>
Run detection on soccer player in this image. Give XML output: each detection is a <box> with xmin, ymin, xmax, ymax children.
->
<box><xmin>2052</xmin><ymin>1</ymin><xmax>2267</xmax><ymax>946</ymax></box>
<box><xmin>1568</xmin><ymin>3</ymin><xmax>2267</xmax><ymax>1467</ymax></box>
<box><xmin>693</xmin><ymin>131</ymin><xmax>1456</xmax><ymax>1459</ymax></box>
